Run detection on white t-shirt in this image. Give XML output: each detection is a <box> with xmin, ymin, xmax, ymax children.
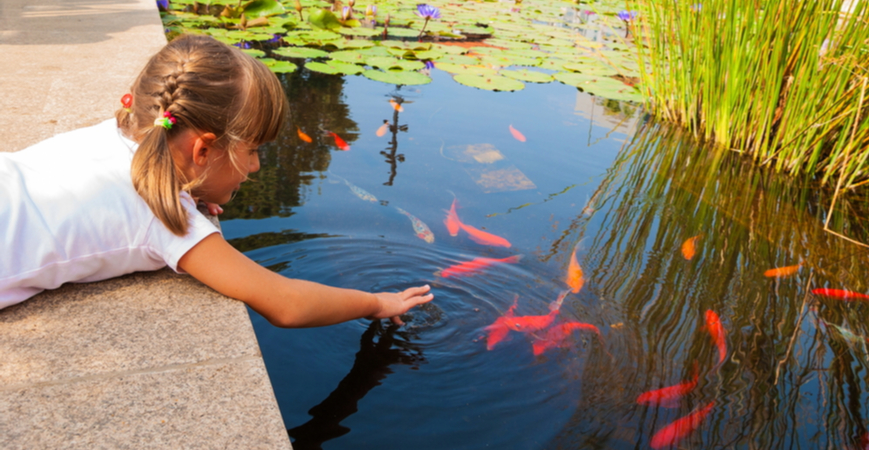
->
<box><xmin>0</xmin><ymin>119</ymin><xmax>220</xmax><ymax>309</ymax></box>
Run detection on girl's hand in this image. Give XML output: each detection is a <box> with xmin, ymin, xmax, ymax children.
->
<box><xmin>370</xmin><ymin>285</ymin><xmax>434</xmax><ymax>326</ymax></box>
<box><xmin>204</xmin><ymin>201</ymin><xmax>224</xmax><ymax>216</ymax></box>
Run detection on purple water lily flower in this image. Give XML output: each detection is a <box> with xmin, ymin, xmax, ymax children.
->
<box><xmin>424</xmin><ymin>60</ymin><xmax>435</xmax><ymax>70</ymax></box>
<box><xmin>617</xmin><ymin>10</ymin><xmax>638</xmax><ymax>21</ymax></box>
<box><xmin>233</xmin><ymin>41</ymin><xmax>251</xmax><ymax>49</ymax></box>
<box><xmin>416</xmin><ymin>4</ymin><xmax>441</xmax><ymax>20</ymax></box>
<box><xmin>156</xmin><ymin>0</ymin><xmax>169</xmax><ymax>11</ymax></box>
<box><xmin>366</xmin><ymin>4</ymin><xmax>377</xmax><ymax>16</ymax></box>
<box><xmin>342</xmin><ymin>6</ymin><xmax>351</xmax><ymax>20</ymax></box>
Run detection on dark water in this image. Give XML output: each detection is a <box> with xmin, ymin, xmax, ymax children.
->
<box><xmin>220</xmin><ymin>68</ymin><xmax>869</xmax><ymax>450</ymax></box>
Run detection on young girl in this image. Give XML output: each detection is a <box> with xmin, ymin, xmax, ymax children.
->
<box><xmin>0</xmin><ymin>34</ymin><xmax>433</xmax><ymax>326</ymax></box>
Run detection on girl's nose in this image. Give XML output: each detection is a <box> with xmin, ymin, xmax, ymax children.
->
<box><xmin>250</xmin><ymin>152</ymin><xmax>261</xmax><ymax>174</ymax></box>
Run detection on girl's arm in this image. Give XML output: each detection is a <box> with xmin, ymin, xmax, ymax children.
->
<box><xmin>178</xmin><ymin>233</ymin><xmax>433</xmax><ymax>328</ymax></box>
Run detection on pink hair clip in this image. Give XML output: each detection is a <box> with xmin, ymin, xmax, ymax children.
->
<box><xmin>153</xmin><ymin>111</ymin><xmax>177</xmax><ymax>130</ymax></box>
<box><xmin>120</xmin><ymin>93</ymin><xmax>133</xmax><ymax>112</ymax></box>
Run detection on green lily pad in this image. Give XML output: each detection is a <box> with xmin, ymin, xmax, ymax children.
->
<box><xmin>453</xmin><ymin>74</ymin><xmax>525</xmax><ymax>91</ymax></box>
<box><xmin>242</xmin><ymin>0</ymin><xmax>285</xmax><ymax>18</ymax></box>
<box><xmin>338</xmin><ymin>26</ymin><xmax>381</xmax><ymax>37</ymax></box>
<box><xmin>327</xmin><ymin>60</ymin><xmax>365</xmax><ymax>74</ymax></box>
<box><xmin>358</xmin><ymin>46</ymin><xmax>393</xmax><ymax>57</ymax></box>
<box><xmin>485</xmin><ymin>38</ymin><xmax>532</xmax><ymax>50</ymax></box>
<box><xmin>553</xmin><ymin>71</ymin><xmax>599</xmax><ymax>87</ymax></box>
<box><xmin>242</xmin><ymin>48</ymin><xmax>267</xmax><ymax>58</ymax></box>
<box><xmin>386</xmin><ymin>48</ymin><xmax>415</xmax><ymax>58</ymax></box>
<box><xmin>272</xmin><ymin>46</ymin><xmax>330</xmax><ymax>58</ymax></box>
<box><xmin>539</xmin><ymin>58</ymin><xmax>572</xmax><ymax>70</ymax></box>
<box><xmin>412</xmin><ymin>50</ymin><xmax>443</xmax><ymax>60</ymax></box>
<box><xmin>435</xmin><ymin>62</ymin><xmax>498</xmax><ymax>76</ymax></box>
<box><xmin>330</xmin><ymin>49</ymin><xmax>368</xmax><ymax>64</ymax></box>
<box><xmin>563</xmin><ymin>62</ymin><xmax>619</xmax><ymax>76</ymax></box>
<box><xmin>386</xmin><ymin>27</ymin><xmax>421</xmax><ymax>38</ymax></box>
<box><xmin>362</xmin><ymin>69</ymin><xmax>432</xmax><ymax>85</ymax></box>
<box><xmin>305</xmin><ymin>61</ymin><xmax>342</xmax><ymax>74</ymax></box>
<box><xmin>500</xmin><ymin>68</ymin><xmax>554</xmax><ymax>83</ymax></box>
<box><xmin>308</xmin><ymin>8</ymin><xmax>342</xmax><ymax>30</ymax></box>
<box><xmin>431</xmin><ymin>44</ymin><xmax>469</xmax><ymax>55</ymax></box>
<box><xmin>328</xmin><ymin>39</ymin><xmax>375</xmax><ymax>49</ymax></box>
<box><xmin>381</xmin><ymin>40</ymin><xmax>431</xmax><ymax>50</ymax></box>
<box><xmin>435</xmin><ymin>54</ymin><xmax>480</xmax><ymax>65</ymax></box>
<box><xmin>366</xmin><ymin>56</ymin><xmax>424</xmax><ymax>71</ymax></box>
<box><xmin>264</xmin><ymin>60</ymin><xmax>298</xmax><ymax>73</ymax></box>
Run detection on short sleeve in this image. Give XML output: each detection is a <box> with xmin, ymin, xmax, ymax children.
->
<box><xmin>145</xmin><ymin>192</ymin><xmax>221</xmax><ymax>273</ymax></box>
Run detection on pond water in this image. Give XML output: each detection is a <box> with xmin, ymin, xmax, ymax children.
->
<box><xmin>219</xmin><ymin>68</ymin><xmax>868</xmax><ymax>449</ymax></box>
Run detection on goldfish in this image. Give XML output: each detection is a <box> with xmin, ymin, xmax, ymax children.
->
<box><xmin>325</xmin><ymin>131</ymin><xmax>350</xmax><ymax>151</ymax></box>
<box><xmin>395</xmin><ymin>206</ymin><xmax>435</xmax><ymax>244</ymax></box>
<box><xmin>344</xmin><ymin>180</ymin><xmax>377</xmax><ymax>202</ymax></box>
<box><xmin>649</xmin><ymin>401</ymin><xmax>715</xmax><ymax>449</ymax></box>
<box><xmin>566</xmin><ymin>247</ymin><xmax>584</xmax><ymax>293</ymax></box>
<box><xmin>508</xmin><ymin>124</ymin><xmax>526</xmax><ymax>142</ymax></box>
<box><xmin>681</xmin><ymin>235</ymin><xmax>701</xmax><ymax>260</ymax></box>
<box><xmin>485</xmin><ymin>296</ymin><xmax>518</xmax><ymax>350</ymax></box>
<box><xmin>444</xmin><ymin>197</ymin><xmax>461</xmax><ymax>236</ymax></box>
<box><xmin>531</xmin><ymin>321</ymin><xmax>602</xmax><ymax>356</ymax></box>
<box><xmin>819</xmin><ymin>319</ymin><xmax>866</xmax><ymax>344</ymax></box>
<box><xmin>705</xmin><ymin>310</ymin><xmax>726</xmax><ymax>366</ymax></box>
<box><xmin>389</xmin><ymin>99</ymin><xmax>404</xmax><ymax>112</ymax></box>
<box><xmin>297</xmin><ymin>127</ymin><xmax>312</xmax><ymax>143</ymax></box>
<box><xmin>636</xmin><ymin>363</ymin><xmax>699</xmax><ymax>407</ymax></box>
<box><xmin>764</xmin><ymin>263</ymin><xmax>801</xmax><ymax>278</ymax></box>
<box><xmin>459</xmin><ymin>222</ymin><xmax>511</xmax><ymax>248</ymax></box>
<box><xmin>376</xmin><ymin>120</ymin><xmax>389</xmax><ymax>137</ymax></box>
<box><xmin>505</xmin><ymin>290</ymin><xmax>569</xmax><ymax>333</ymax></box>
<box><xmin>439</xmin><ymin>255</ymin><xmax>522</xmax><ymax>278</ymax></box>
<box><xmin>811</xmin><ymin>288</ymin><xmax>869</xmax><ymax>300</ymax></box>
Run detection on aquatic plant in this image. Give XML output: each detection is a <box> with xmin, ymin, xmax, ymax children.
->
<box><xmin>628</xmin><ymin>0</ymin><xmax>869</xmax><ymax>192</ymax></box>
<box><xmin>415</xmin><ymin>4</ymin><xmax>441</xmax><ymax>40</ymax></box>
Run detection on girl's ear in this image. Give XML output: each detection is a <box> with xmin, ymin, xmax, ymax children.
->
<box><xmin>192</xmin><ymin>132</ymin><xmax>218</xmax><ymax>167</ymax></box>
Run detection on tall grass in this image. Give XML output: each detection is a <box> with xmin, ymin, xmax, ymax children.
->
<box><xmin>628</xmin><ymin>0</ymin><xmax>868</xmax><ymax>190</ymax></box>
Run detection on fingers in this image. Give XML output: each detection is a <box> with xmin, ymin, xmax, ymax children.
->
<box><xmin>206</xmin><ymin>202</ymin><xmax>224</xmax><ymax>216</ymax></box>
<box><xmin>403</xmin><ymin>284</ymin><xmax>432</xmax><ymax>299</ymax></box>
<box><xmin>390</xmin><ymin>316</ymin><xmax>404</xmax><ymax>326</ymax></box>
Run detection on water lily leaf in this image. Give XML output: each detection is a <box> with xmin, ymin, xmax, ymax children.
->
<box><xmin>387</xmin><ymin>48</ymin><xmax>415</xmax><ymax>58</ymax></box>
<box><xmin>485</xmin><ymin>38</ymin><xmax>532</xmax><ymax>50</ymax></box>
<box><xmin>381</xmin><ymin>40</ymin><xmax>431</xmax><ymax>50</ymax></box>
<box><xmin>563</xmin><ymin>62</ymin><xmax>618</xmax><ymax>76</ymax></box>
<box><xmin>329</xmin><ymin>39</ymin><xmax>375</xmax><ymax>49</ymax></box>
<box><xmin>326</xmin><ymin>60</ymin><xmax>365</xmax><ymax>74</ymax></box>
<box><xmin>308</xmin><ymin>8</ymin><xmax>342</xmax><ymax>30</ymax></box>
<box><xmin>337</xmin><ymin>27</ymin><xmax>381</xmax><ymax>36</ymax></box>
<box><xmin>411</xmin><ymin>50</ymin><xmax>443</xmax><ymax>60</ymax></box>
<box><xmin>305</xmin><ymin>61</ymin><xmax>342</xmax><ymax>74</ymax></box>
<box><xmin>366</xmin><ymin>56</ymin><xmax>424</xmax><ymax>71</ymax></box>
<box><xmin>358</xmin><ymin>46</ymin><xmax>392</xmax><ymax>57</ymax></box>
<box><xmin>386</xmin><ymin>27</ymin><xmax>421</xmax><ymax>38</ymax></box>
<box><xmin>478</xmin><ymin>55</ymin><xmax>513</xmax><ymax>68</ymax></box>
<box><xmin>264</xmin><ymin>60</ymin><xmax>298</xmax><ymax>73</ymax></box>
<box><xmin>330</xmin><ymin>49</ymin><xmax>368</xmax><ymax>64</ymax></box>
<box><xmin>453</xmin><ymin>74</ymin><xmax>525</xmax><ymax>91</ymax></box>
<box><xmin>242</xmin><ymin>0</ymin><xmax>285</xmax><ymax>17</ymax></box>
<box><xmin>431</xmin><ymin>44</ymin><xmax>469</xmax><ymax>55</ymax></box>
<box><xmin>435</xmin><ymin>62</ymin><xmax>497</xmax><ymax>76</ymax></box>
<box><xmin>500</xmin><ymin>68</ymin><xmax>553</xmax><ymax>83</ymax></box>
<box><xmin>575</xmin><ymin>76</ymin><xmax>643</xmax><ymax>101</ymax></box>
<box><xmin>273</xmin><ymin>46</ymin><xmax>330</xmax><ymax>58</ymax></box>
<box><xmin>554</xmin><ymin>71</ymin><xmax>599</xmax><ymax>87</ymax></box>
<box><xmin>506</xmin><ymin>49</ymin><xmax>545</xmax><ymax>58</ymax></box>
<box><xmin>435</xmin><ymin>54</ymin><xmax>479</xmax><ymax>65</ymax></box>
<box><xmin>362</xmin><ymin>69</ymin><xmax>432</xmax><ymax>85</ymax></box>
<box><xmin>242</xmin><ymin>48</ymin><xmax>267</xmax><ymax>58</ymax></box>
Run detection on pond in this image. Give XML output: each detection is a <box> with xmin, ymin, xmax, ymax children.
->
<box><xmin>218</xmin><ymin>68</ymin><xmax>868</xmax><ymax>449</ymax></box>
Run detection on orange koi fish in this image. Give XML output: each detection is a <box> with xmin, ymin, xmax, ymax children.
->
<box><xmin>681</xmin><ymin>235</ymin><xmax>701</xmax><ymax>260</ymax></box>
<box><xmin>327</xmin><ymin>131</ymin><xmax>350</xmax><ymax>151</ymax></box>
<box><xmin>508</xmin><ymin>124</ymin><xmax>526</xmax><ymax>142</ymax></box>
<box><xmin>485</xmin><ymin>296</ymin><xmax>518</xmax><ymax>350</ymax></box>
<box><xmin>531</xmin><ymin>321</ymin><xmax>602</xmax><ymax>356</ymax></box>
<box><xmin>459</xmin><ymin>222</ymin><xmax>511</xmax><ymax>248</ymax></box>
<box><xmin>812</xmin><ymin>288</ymin><xmax>869</xmax><ymax>300</ymax></box>
<box><xmin>764</xmin><ymin>263</ymin><xmax>801</xmax><ymax>278</ymax></box>
<box><xmin>566</xmin><ymin>247</ymin><xmax>584</xmax><ymax>293</ymax></box>
<box><xmin>650</xmin><ymin>401</ymin><xmax>715</xmax><ymax>449</ymax></box>
<box><xmin>705</xmin><ymin>310</ymin><xmax>726</xmax><ymax>366</ymax></box>
<box><xmin>389</xmin><ymin>99</ymin><xmax>404</xmax><ymax>112</ymax></box>
<box><xmin>297</xmin><ymin>127</ymin><xmax>312</xmax><ymax>143</ymax></box>
<box><xmin>505</xmin><ymin>290</ymin><xmax>569</xmax><ymax>333</ymax></box>
<box><xmin>395</xmin><ymin>206</ymin><xmax>435</xmax><ymax>244</ymax></box>
<box><xmin>376</xmin><ymin>120</ymin><xmax>389</xmax><ymax>137</ymax></box>
<box><xmin>439</xmin><ymin>255</ymin><xmax>522</xmax><ymax>278</ymax></box>
<box><xmin>444</xmin><ymin>197</ymin><xmax>461</xmax><ymax>236</ymax></box>
<box><xmin>636</xmin><ymin>363</ymin><xmax>699</xmax><ymax>407</ymax></box>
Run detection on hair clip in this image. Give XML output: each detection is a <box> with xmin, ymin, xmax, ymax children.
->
<box><xmin>153</xmin><ymin>111</ymin><xmax>177</xmax><ymax>130</ymax></box>
<box><xmin>120</xmin><ymin>93</ymin><xmax>133</xmax><ymax>112</ymax></box>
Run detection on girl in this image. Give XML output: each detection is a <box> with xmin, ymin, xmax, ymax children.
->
<box><xmin>0</xmin><ymin>34</ymin><xmax>433</xmax><ymax>326</ymax></box>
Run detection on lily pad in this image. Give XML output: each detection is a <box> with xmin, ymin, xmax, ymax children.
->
<box><xmin>381</xmin><ymin>40</ymin><xmax>431</xmax><ymax>51</ymax></box>
<box><xmin>563</xmin><ymin>62</ymin><xmax>619</xmax><ymax>76</ymax></box>
<box><xmin>329</xmin><ymin>39</ymin><xmax>375</xmax><ymax>50</ymax></box>
<box><xmin>272</xmin><ymin>46</ymin><xmax>330</xmax><ymax>59</ymax></box>
<box><xmin>411</xmin><ymin>50</ymin><xmax>444</xmax><ymax>60</ymax></box>
<box><xmin>305</xmin><ymin>61</ymin><xmax>342</xmax><ymax>74</ymax></box>
<box><xmin>308</xmin><ymin>8</ymin><xmax>342</xmax><ymax>30</ymax></box>
<box><xmin>435</xmin><ymin>62</ymin><xmax>498</xmax><ymax>76</ymax></box>
<box><xmin>435</xmin><ymin>54</ymin><xmax>480</xmax><ymax>65</ymax></box>
<box><xmin>242</xmin><ymin>48</ymin><xmax>266</xmax><ymax>58</ymax></box>
<box><xmin>362</xmin><ymin>69</ymin><xmax>432</xmax><ymax>85</ymax></box>
<box><xmin>330</xmin><ymin>49</ymin><xmax>368</xmax><ymax>64</ymax></box>
<box><xmin>500</xmin><ymin>68</ymin><xmax>554</xmax><ymax>83</ymax></box>
<box><xmin>337</xmin><ymin>27</ymin><xmax>382</xmax><ymax>37</ymax></box>
<box><xmin>453</xmin><ymin>74</ymin><xmax>525</xmax><ymax>91</ymax></box>
<box><xmin>366</xmin><ymin>56</ymin><xmax>424</xmax><ymax>71</ymax></box>
<box><xmin>386</xmin><ymin>27</ymin><xmax>421</xmax><ymax>38</ymax></box>
<box><xmin>327</xmin><ymin>60</ymin><xmax>365</xmax><ymax>74</ymax></box>
<box><xmin>553</xmin><ymin>71</ymin><xmax>599</xmax><ymax>87</ymax></box>
<box><xmin>264</xmin><ymin>60</ymin><xmax>298</xmax><ymax>73</ymax></box>
<box><xmin>242</xmin><ymin>0</ymin><xmax>285</xmax><ymax>18</ymax></box>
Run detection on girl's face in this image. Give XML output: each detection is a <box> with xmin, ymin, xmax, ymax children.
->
<box><xmin>195</xmin><ymin>142</ymin><xmax>261</xmax><ymax>205</ymax></box>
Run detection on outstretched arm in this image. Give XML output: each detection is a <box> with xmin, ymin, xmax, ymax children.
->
<box><xmin>178</xmin><ymin>233</ymin><xmax>433</xmax><ymax>328</ymax></box>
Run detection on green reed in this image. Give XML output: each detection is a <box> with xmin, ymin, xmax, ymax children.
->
<box><xmin>627</xmin><ymin>0</ymin><xmax>868</xmax><ymax>190</ymax></box>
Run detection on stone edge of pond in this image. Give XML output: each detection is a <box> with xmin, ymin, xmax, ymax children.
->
<box><xmin>0</xmin><ymin>1</ymin><xmax>292</xmax><ymax>448</ymax></box>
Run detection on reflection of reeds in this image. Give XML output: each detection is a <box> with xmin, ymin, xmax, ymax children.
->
<box><xmin>552</xmin><ymin>123</ymin><xmax>867</xmax><ymax>447</ymax></box>
<box><xmin>629</xmin><ymin>0</ymin><xmax>868</xmax><ymax>191</ymax></box>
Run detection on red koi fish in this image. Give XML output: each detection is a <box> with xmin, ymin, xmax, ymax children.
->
<box><xmin>439</xmin><ymin>255</ymin><xmax>522</xmax><ymax>278</ymax></box>
<box><xmin>459</xmin><ymin>222</ymin><xmax>511</xmax><ymax>248</ymax></box>
<box><xmin>297</xmin><ymin>127</ymin><xmax>312</xmax><ymax>143</ymax></box>
<box><xmin>508</xmin><ymin>124</ymin><xmax>526</xmax><ymax>142</ymax></box>
<box><xmin>532</xmin><ymin>321</ymin><xmax>602</xmax><ymax>356</ymax></box>
<box><xmin>444</xmin><ymin>197</ymin><xmax>461</xmax><ymax>236</ymax></box>
<box><xmin>325</xmin><ymin>131</ymin><xmax>350</xmax><ymax>151</ymax></box>
<box><xmin>376</xmin><ymin>120</ymin><xmax>389</xmax><ymax>137</ymax></box>
<box><xmin>637</xmin><ymin>362</ymin><xmax>699</xmax><ymax>407</ymax></box>
<box><xmin>764</xmin><ymin>263</ymin><xmax>801</xmax><ymax>278</ymax></box>
<box><xmin>650</xmin><ymin>401</ymin><xmax>715</xmax><ymax>449</ymax></box>
<box><xmin>389</xmin><ymin>99</ymin><xmax>404</xmax><ymax>112</ymax></box>
<box><xmin>566</xmin><ymin>247</ymin><xmax>584</xmax><ymax>293</ymax></box>
<box><xmin>706</xmin><ymin>310</ymin><xmax>726</xmax><ymax>366</ymax></box>
<box><xmin>681</xmin><ymin>235</ymin><xmax>701</xmax><ymax>260</ymax></box>
<box><xmin>485</xmin><ymin>297</ymin><xmax>518</xmax><ymax>350</ymax></box>
<box><xmin>812</xmin><ymin>288</ymin><xmax>869</xmax><ymax>300</ymax></box>
<box><xmin>505</xmin><ymin>290</ymin><xmax>568</xmax><ymax>333</ymax></box>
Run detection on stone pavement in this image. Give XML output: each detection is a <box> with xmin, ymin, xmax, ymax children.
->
<box><xmin>0</xmin><ymin>0</ymin><xmax>292</xmax><ymax>448</ymax></box>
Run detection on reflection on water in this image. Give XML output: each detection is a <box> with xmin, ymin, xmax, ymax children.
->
<box><xmin>225</xmin><ymin>68</ymin><xmax>868</xmax><ymax>449</ymax></box>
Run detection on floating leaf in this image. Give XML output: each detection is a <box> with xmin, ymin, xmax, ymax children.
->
<box><xmin>264</xmin><ymin>60</ymin><xmax>298</xmax><ymax>73</ymax></box>
<box><xmin>327</xmin><ymin>60</ymin><xmax>365</xmax><ymax>74</ymax></box>
<box><xmin>563</xmin><ymin>62</ymin><xmax>619</xmax><ymax>76</ymax></box>
<box><xmin>273</xmin><ymin>46</ymin><xmax>330</xmax><ymax>58</ymax></box>
<box><xmin>308</xmin><ymin>8</ymin><xmax>342</xmax><ymax>30</ymax></box>
<box><xmin>366</xmin><ymin>56</ymin><xmax>424</xmax><ymax>71</ymax></box>
<box><xmin>553</xmin><ymin>71</ymin><xmax>599</xmax><ymax>87</ymax></box>
<box><xmin>435</xmin><ymin>62</ymin><xmax>498</xmax><ymax>76</ymax></box>
<box><xmin>412</xmin><ymin>50</ymin><xmax>444</xmax><ymax>60</ymax></box>
<box><xmin>380</xmin><ymin>40</ymin><xmax>431</xmax><ymax>51</ymax></box>
<box><xmin>337</xmin><ymin>27</ymin><xmax>381</xmax><ymax>36</ymax></box>
<box><xmin>435</xmin><ymin>54</ymin><xmax>480</xmax><ymax>65</ymax></box>
<box><xmin>242</xmin><ymin>48</ymin><xmax>267</xmax><ymax>58</ymax></box>
<box><xmin>500</xmin><ymin>68</ymin><xmax>554</xmax><ymax>83</ymax></box>
<box><xmin>242</xmin><ymin>0</ymin><xmax>285</xmax><ymax>18</ymax></box>
<box><xmin>386</xmin><ymin>28</ymin><xmax>421</xmax><ymax>38</ymax></box>
<box><xmin>453</xmin><ymin>74</ymin><xmax>525</xmax><ymax>91</ymax></box>
<box><xmin>305</xmin><ymin>61</ymin><xmax>342</xmax><ymax>74</ymax></box>
<box><xmin>329</xmin><ymin>39</ymin><xmax>375</xmax><ymax>49</ymax></box>
<box><xmin>362</xmin><ymin>69</ymin><xmax>432</xmax><ymax>85</ymax></box>
<box><xmin>330</xmin><ymin>49</ymin><xmax>368</xmax><ymax>64</ymax></box>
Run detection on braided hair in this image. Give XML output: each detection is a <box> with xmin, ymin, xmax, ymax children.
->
<box><xmin>116</xmin><ymin>34</ymin><xmax>287</xmax><ymax>236</ymax></box>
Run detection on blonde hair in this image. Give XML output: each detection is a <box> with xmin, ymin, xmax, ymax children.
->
<box><xmin>116</xmin><ymin>34</ymin><xmax>287</xmax><ymax>236</ymax></box>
